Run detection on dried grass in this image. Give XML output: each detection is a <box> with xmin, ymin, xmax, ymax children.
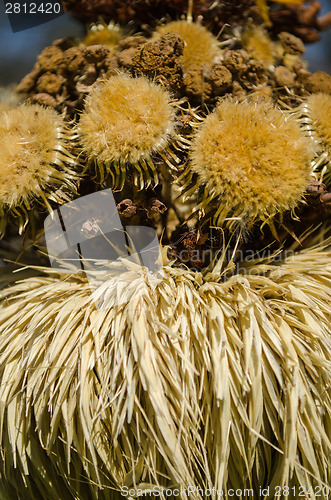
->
<box><xmin>0</xmin><ymin>243</ymin><xmax>331</xmax><ymax>499</ymax></box>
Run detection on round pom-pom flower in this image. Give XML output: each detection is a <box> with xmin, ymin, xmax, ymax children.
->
<box><xmin>78</xmin><ymin>73</ymin><xmax>188</xmax><ymax>189</ymax></box>
<box><xmin>186</xmin><ymin>98</ymin><xmax>312</xmax><ymax>232</ymax></box>
<box><xmin>241</xmin><ymin>25</ymin><xmax>277</xmax><ymax>67</ymax></box>
<box><xmin>82</xmin><ymin>20</ymin><xmax>123</xmax><ymax>48</ymax></box>
<box><xmin>298</xmin><ymin>93</ymin><xmax>331</xmax><ymax>186</ymax></box>
<box><xmin>0</xmin><ymin>104</ymin><xmax>80</xmax><ymax>236</ymax></box>
<box><xmin>156</xmin><ymin>21</ymin><xmax>221</xmax><ymax>72</ymax></box>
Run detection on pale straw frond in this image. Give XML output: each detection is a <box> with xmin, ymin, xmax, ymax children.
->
<box><xmin>0</xmin><ymin>242</ymin><xmax>331</xmax><ymax>498</ymax></box>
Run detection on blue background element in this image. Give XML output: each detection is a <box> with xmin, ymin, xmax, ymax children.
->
<box><xmin>0</xmin><ymin>0</ymin><xmax>330</xmax><ymax>85</ymax></box>
<box><xmin>0</xmin><ymin>1</ymin><xmax>83</xmax><ymax>84</ymax></box>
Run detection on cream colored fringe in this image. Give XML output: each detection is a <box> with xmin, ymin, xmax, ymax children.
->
<box><xmin>0</xmin><ymin>244</ymin><xmax>330</xmax><ymax>499</ymax></box>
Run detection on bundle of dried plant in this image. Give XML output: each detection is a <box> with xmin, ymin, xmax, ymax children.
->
<box><xmin>0</xmin><ymin>241</ymin><xmax>331</xmax><ymax>498</ymax></box>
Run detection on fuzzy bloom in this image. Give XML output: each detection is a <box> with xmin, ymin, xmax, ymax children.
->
<box><xmin>299</xmin><ymin>93</ymin><xmax>331</xmax><ymax>186</ymax></box>
<box><xmin>308</xmin><ymin>93</ymin><xmax>331</xmax><ymax>146</ymax></box>
<box><xmin>156</xmin><ymin>21</ymin><xmax>221</xmax><ymax>71</ymax></box>
<box><xmin>82</xmin><ymin>20</ymin><xmax>123</xmax><ymax>47</ymax></box>
<box><xmin>0</xmin><ymin>104</ymin><xmax>80</xmax><ymax>235</ymax></box>
<box><xmin>78</xmin><ymin>73</ymin><xmax>185</xmax><ymax>189</ymax></box>
<box><xmin>188</xmin><ymin>98</ymin><xmax>312</xmax><ymax>228</ymax></box>
<box><xmin>0</xmin><ymin>243</ymin><xmax>331</xmax><ymax>498</ymax></box>
<box><xmin>241</xmin><ymin>25</ymin><xmax>278</xmax><ymax>66</ymax></box>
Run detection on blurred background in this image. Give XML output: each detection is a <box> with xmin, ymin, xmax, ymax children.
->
<box><xmin>0</xmin><ymin>0</ymin><xmax>331</xmax><ymax>86</ymax></box>
<box><xmin>0</xmin><ymin>3</ymin><xmax>84</xmax><ymax>85</ymax></box>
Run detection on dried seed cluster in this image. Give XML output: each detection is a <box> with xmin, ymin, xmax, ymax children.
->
<box><xmin>7</xmin><ymin>14</ymin><xmax>331</xmax><ymax>244</ymax></box>
<box><xmin>0</xmin><ymin>104</ymin><xmax>79</xmax><ymax>235</ymax></box>
<box><xmin>78</xmin><ymin>73</ymin><xmax>181</xmax><ymax>188</ymax></box>
<box><xmin>298</xmin><ymin>92</ymin><xmax>331</xmax><ymax>186</ymax></box>
<box><xmin>188</xmin><ymin>98</ymin><xmax>312</xmax><ymax>229</ymax></box>
<box><xmin>156</xmin><ymin>20</ymin><xmax>221</xmax><ymax>70</ymax></box>
<box><xmin>17</xmin><ymin>18</ymin><xmax>319</xmax><ymax>113</ymax></box>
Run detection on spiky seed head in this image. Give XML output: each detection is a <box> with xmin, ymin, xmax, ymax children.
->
<box><xmin>241</xmin><ymin>25</ymin><xmax>277</xmax><ymax>66</ymax></box>
<box><xmin>0</xmin><ymin>104</ymin><xmax>79</xmax><ymax>235</ymax></box>
<box><xmin>298</xmin><ymin>93</ymin><xmax>331</xmax><ymax>185</ymax></box>
<box><xmin>156</xmin><ymin>21</ymin><xmax>221</xmax><ymax>70</ymax></box>
<box><xmin>82</xmin><ymin>20</ymin><xmax>123</xmax><ymax>48</ymax></box>
<box><xmin>78</xmin><ymin>73</ymin><xmax>177</xmax><ymax>188</ymax></box>
<box><xmin>80</xmin><ymin>74</ymin><xmax>175</xmax><ymax>164</ymax></box>
<box><xmin>305</xmin><ymin>93</ymin><xmax>331</xmax><ymax>147</ymax></box>
<box><xmin>189</xmin><ymin>98</ymin><xmax>312</xmax><ymax>227</ymax></box>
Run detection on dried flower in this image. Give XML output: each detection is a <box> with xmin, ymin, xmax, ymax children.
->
<box><xmin>156</xmin><ymin>20</ymin><xmax>221</xmax><ymax>71</ymax></box>
<box><xmin>82</xmin><ymin>20</ymin><xmax>123</xmax><ymax>48</ymax></box>
<box><xmin>0</xmin><ymin>86</ymin><xmax>23</xmax><ymax>112</ymax></box>
<box><xmin>78</xmin><ymin>73</ymin><xmax>187</xmax><ymax>189</ymax></box>
<box><xmin>187</xmin><ymin>98</ymin><xmax>312</xmax><ymax>231</ymax></box>
<box><xmin>0</xmin><ymin>243</ymin><xmax>331</xmax><ymax>497</ymax></box>
<box><xmin>241</xmin><ymin>25</ymin><xmax>278</xmax><ymax>66</ymax></box>
<box><xmin>299</xmin><ymin>93</ymin><xmax>331</xmax><ymax>186</ymax></box>
<box><xmin>0</xmin><ymin>104</ymin><xmax>80</xmax><ymax>236</ymax></box>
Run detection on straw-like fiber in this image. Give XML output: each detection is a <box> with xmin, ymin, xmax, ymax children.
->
<box><xmin>0</xmin><ymin>245</ymin><xmax>331</xmax><ymax>499</ymax></box>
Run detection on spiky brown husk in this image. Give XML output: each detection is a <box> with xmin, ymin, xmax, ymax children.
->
<box><xmin>0</xmin><ymin>243</ymin><xmax>331</xmax><ymax>499</ymax></box>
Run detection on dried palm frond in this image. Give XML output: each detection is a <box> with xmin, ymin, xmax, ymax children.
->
<box><xmin>0</xmin><ymin>242</ymin><xmax>331</xmax><ymax>499</ymax></box>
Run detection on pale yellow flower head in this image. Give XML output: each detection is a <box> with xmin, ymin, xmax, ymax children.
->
<box><xmin>189</xmin><ymin>98</ymin><xmax>312</xmax><ymax>227</ymax></box>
